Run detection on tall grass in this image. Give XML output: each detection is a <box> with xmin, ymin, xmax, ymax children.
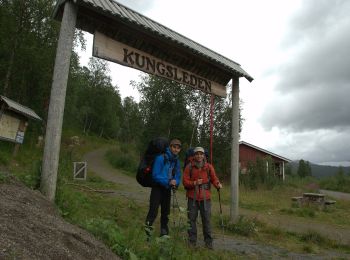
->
<box><xmin>105</xmin><ymin>143</ymin><xmax>139</xmax><ymax>174</ymax></box>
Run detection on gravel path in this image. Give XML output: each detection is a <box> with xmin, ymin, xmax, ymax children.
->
<box><xmin>84</xmin><ymin>148</ymin><xmax>350</xmax><ymax>259</ymax></box>
<box><xmin>320</xmin><ymin>189</ymin><xmax>350</xmax><ymax>200</ymax></box>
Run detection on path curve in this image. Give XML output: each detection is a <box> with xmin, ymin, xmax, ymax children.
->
<box><xmin>320</xmin><ymin>189</ymin><xmax>350</xmax><ymax>200</ymax></box>
<box><xmin>84</xmin><ymin>148</ymin><xmax>350</xmax><ymax>259</ymax></box>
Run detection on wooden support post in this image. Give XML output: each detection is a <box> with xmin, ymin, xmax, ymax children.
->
<box><xmin>230</xmin><ymin>77</ymin><xmax>239</xmax><ymax>222</ymax></box>
<box><xmin>40</xmin><ymin>1</ymin><xmax>77</xmax><ymax>201</ymax></box>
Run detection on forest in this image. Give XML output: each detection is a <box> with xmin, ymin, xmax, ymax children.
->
<box><xmin>0</xmin><ymin>0</ymin><xmax>242</xmax><ymax>178</ymax></box>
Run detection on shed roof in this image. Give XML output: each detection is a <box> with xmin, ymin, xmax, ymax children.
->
<box><xmin>0</xmin><ymin>96</ymin><xmax>42</xmax><ymax>121</ymax></box>
<box><xmin>53</xmin><ymin>0</ymin><xmax>253</xmax><ymax>88</ymax></box>
<box><xmin>239</xmin><ymin>141</ymin><xmax>291</xmax><ymax>162</ymax></box>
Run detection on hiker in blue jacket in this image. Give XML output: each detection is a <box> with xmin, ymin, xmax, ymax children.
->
<box><xmin>145</xmin><ymin>139</ymin><xmax>182</xmax><ymax>238</ymax></box>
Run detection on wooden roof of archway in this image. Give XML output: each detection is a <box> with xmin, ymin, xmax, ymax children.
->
<box><xmin>53</xmin><ymin>0</ymin><xmax>253</xmax><ymax>91</ymax></box>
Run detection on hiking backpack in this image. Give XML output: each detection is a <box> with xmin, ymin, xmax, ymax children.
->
<box><xmin>136</xmin><ymin>137</ymin><xmax>169</xmax><ymax>187</ymax></box>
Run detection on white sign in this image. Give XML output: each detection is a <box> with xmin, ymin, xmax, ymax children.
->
<box><xmin>93</xmin><ymin>31</ymin><xmax>227</xmax><ymax>97</ymax></box>
<box><xmin>15</xmin><ymin>131</ymin><xmax>25</xmax><ymax>144</ymax></box>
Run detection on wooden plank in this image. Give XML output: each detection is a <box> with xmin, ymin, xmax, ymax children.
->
<box><xmin>303</xmin><ymin>193</ymin><xmax>325</xmax><ymax>198</ymax></box>
<box><xmin>325</xmin><ymin>200</ymin><xmax>336</xmax><ymax>205</ymax></box>
<box><xmin>291</xmin><ymin>196</ymin><xmax>303</xmax><ymax>201</ymax></box>
<box><xmin>93</xmin><ymin>31</ymin><xmax>227</xmax><ymax>97</ymax></box>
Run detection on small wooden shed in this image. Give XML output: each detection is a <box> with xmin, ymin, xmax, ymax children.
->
<box><xmin>0</xmin><ymin>95</ymin><xmax>41</xmax><ymax>144</ymax></box>
<box><xmin>239</xmin><ymin>141</ymin><xmax>291</xmax><ymax>180</ymax></box>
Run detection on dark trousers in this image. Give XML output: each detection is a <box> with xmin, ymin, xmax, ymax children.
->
<box><xmin>187</xmin><ymin>198</ymin><xmax>212</xmax><ymax>246</ymax></box>
<box><xmin>145</xmin><ymin>186</ymin><xmax>171</xmax><ymax>233</ymax></box>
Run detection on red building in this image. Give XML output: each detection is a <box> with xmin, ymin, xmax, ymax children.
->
<box><xmin>239</xmin><ymin>141</ymin><xmax>291</xmax><ymax>180</ymax></box>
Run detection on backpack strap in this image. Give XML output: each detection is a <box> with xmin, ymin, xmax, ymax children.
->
<box><xmin>189</xmin><ymin>163</ymin><xmax>211</xmax><ymax>190</ymax></box>
<box><xmin>163</xmin><ymin>153</ymin><xmax>168</xmax><ymax>164</ymax></box>
<box><xmin>171</xmin><ymin>158</ymin><xmax>177</xmax><ymax>179</ymax></box>
<box><xmin>189</xmin><ymin>163</ymin><xmax>192</xmax><ymax>179</ymax></box>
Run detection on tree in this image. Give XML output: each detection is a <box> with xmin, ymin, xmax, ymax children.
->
<box><xmin>297</xmin><ymin>159</ymin><xmax>312</xmax><ymax>178</ymax></box>
<box><xmin>133</xmin><ymin>75</ymin><xmax>194</xmax><ymax>148</ymax></box>
<box><xmin>119</xmin><ymin>96</ymin><xmax>143</xmax><ymax>143</ymax></box>
<box><xmin>0</xmin><ymin>0</ymin><xmax>59</xmax><ymax>123</ymax></box>
<box><xmin>67</xmin><ymin>57</ymin><xmax>122</xmax><ymax>138</ymax></box>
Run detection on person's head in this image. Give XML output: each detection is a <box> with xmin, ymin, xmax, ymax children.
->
<box><xmin>193</xmin><ymin>147</ymin><xmax>205</xmax><ymax>162</ymax></box>
<box><xmin>170</xmin><ymin>139</ymin><xmax>182</xmax><ymax>155</ymax></box>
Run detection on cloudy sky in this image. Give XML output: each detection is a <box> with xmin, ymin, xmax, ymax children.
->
<box><xmin>79</xmin><ymin>0</ymin><xmax>350</xmax><ymax>165</ymax></box>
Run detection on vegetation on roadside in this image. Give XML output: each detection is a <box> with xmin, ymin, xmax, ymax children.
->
<box><xmin>105</xmin><ymin>143</ymin><xmax>139</xmax><ymax>175</ymax></box>
<box><xmin>2</xmin><ymin>133</ymin><xmax>350</xmax><ymax>258</ymax></box>
<box><xmin>319</xmin><ymin>167</ymin><xmax>350</xmax><ymax>193</ymax></box>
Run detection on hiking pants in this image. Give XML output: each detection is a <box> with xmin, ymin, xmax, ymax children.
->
<box><xmin>145</xmin><ymin>185</ymin><xmax>171</xmax><ymax>233</ymax></box>
<box><xmin>187</xmin><ymin>198</ymin><xmax>212</xmax><ymax>246</ymax></box>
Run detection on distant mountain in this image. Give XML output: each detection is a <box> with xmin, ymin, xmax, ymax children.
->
<box><xmin>289</xmin><ymin>161</ymin><xmax>350</xmax><ymax>178</ymax></box>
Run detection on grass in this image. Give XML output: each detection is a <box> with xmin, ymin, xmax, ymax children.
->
<box><xmin>2</xmin><ymin>133</ymin><xmax>350</xmax><ymax>258</ymax></box>
<box><xmin>1</xmin><ymin>134</ymin><xmax>240</xmax><ymax>259</ymax></box>
<box><xmin>55</xmin><ymin>170</ymin><xmax>240</xmax><ymax>259</ymax></box>
<box><xmin>105</xmin><ymin>143</ymin><xmax>139</xmax><ymax>176</ymax></box>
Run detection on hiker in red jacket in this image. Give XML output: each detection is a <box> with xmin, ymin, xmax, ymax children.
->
<box><xmin>182</xmin><ymin>146</ymin><xmax>222</xmax><ymax>249</ymax></box>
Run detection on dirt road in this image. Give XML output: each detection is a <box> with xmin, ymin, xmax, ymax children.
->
<box><xmin>84</xmin><ymin>148</ymin><xmax>350</xmax><ymax>259</ymax></box>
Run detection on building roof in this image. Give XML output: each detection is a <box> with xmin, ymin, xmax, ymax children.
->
<box><xmin>53</xmin><ymin>0</ymin><xmax>253</xmax><ymax>89</ymax></box>
<box><xmin>239</xmin><ymin>141</ymin><xmax>291</xmax><ymax>162</ymax></box>
<box><xmin>0</xmin><ymin>96</ymin><xmax>42</xmax><ymax>121</ymax></box>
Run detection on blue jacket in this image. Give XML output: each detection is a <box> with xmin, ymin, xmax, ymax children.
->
<box><xmin>152</xmin><ymin>147</ymin><xmax>181</xmax><ymax>188</ymax></box>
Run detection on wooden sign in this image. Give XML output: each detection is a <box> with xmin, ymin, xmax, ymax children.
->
<box><xmin>93</xmin><ymin>31</ymin><xmax>226</xmax><ymax>97</ymax></box>
<box><xmin>0</xmin><ymin>113</ymin><xmax>23</xmax><ymax>143</ymax></box>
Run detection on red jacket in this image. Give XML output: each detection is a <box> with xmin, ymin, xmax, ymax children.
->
<box><xmin>182</xmin><ymin>162</ymin><xmax>220</xmax><ymax>200</ymax></box>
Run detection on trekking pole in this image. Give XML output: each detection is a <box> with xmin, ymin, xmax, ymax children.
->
<box><xmin>172</xmin><ymin>187</ymin><xmax>176</xmax><ymax>227</ymax></box>
<box><xmin>172</xmin><ymin>188</ymin><xmax>180</xmax><ymax>211</ymax></box>
<box><xmin>217</xmin><ymin>188</ymin><xmax>225</xmax><ymax>238</ymax></box>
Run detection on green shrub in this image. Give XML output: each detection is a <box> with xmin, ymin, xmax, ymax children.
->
<box><xmin>225</xmin><ymin>215</ymin><xmax>260</xmax><ymax>237</ymax></box>
<box><xmin>84</xmin><ymin>218</ymin><xmax>130</xmax><ymax>258</ymax></box>
<box><xmin>17</xmin><ymin>160</ymin><xmax>42</xmax><ymax>189</ymax></box>
<box><xmin>105</xmin><ymin>148</ymin><xmax>138</xmax><ymax>173</ymax></box>
<box><xmin>300</xmin><ymin>231</ymin><xmax>326</xmax><ymax>244</ymax></box>
<box><xmin>0</xmin><ymin>172</ymin><xmax>9</xmax><ymax>183</ymax></box>
<box><xmin>280</xmin><ymin>207</ymin><xmax>316</xmax><ymax>218</ymax></box>
<box><xmin>319</xmin><ymin>174</ymin><xmax>350</xmax><ymax>193</ymax></box>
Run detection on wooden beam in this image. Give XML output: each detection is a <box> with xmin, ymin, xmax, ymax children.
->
<box><xmin>40</xmin><ymin>1</ymin><xmax>77</xmax><ymax>201</ymax></box>
<box><xmin>230</xmin><ymin>77</ymin><xmax>239</xmax><ymax>222</ymax></box>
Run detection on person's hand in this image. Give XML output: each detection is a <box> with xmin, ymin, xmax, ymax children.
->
<box><xmin>194</xmin><ymin>178</ymin><xmax>203</xmax><ymax>185</ymax></box>
<box><xmin>170</xmin><ymin>179</ymin><xmax>176</xmax><ymax>187</ymax></box>
<box><xmin>217</xmin><ymin>182</ymin><xmax>223</xmax><ymax>189</ymax></box>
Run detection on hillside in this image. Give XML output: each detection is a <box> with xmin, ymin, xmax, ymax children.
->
<box><xmin>0</xmin><ymin>175</ymin><xmax>120</xmax><ymax>260</ymax></box>
<box><xmin>289</xmin><ymin>161</ymin><xmax>350</xmax><ymax>178</ymax></box>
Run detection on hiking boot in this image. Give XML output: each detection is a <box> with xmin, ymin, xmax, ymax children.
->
<box><xmin>160</xmin><ymin>228</ymin><xmax>169</xmax><ymax>237</ymax></box>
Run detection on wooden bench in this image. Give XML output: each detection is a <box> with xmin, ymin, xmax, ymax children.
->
<box><xmin>324</xmin><ymin>200</ymin><xmax>336</xmax><ymax>205</ymax></box>
<box><xmin>291</xmin><ymin>196</ymin><xmax>303</xmax><ymax>201</ymax></box>
<box><xmin>291</xmin><ymin>194</ymin><xmax>336</xmax><ymax>210</ymax></box>
<box><xmin>291</xmin><ymin>196</ymin><xmax>303</xmax><ymax>207</ymax></box>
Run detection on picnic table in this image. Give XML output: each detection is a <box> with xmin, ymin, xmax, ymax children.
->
<box><xmin>291</xmin><ymin>192</ymin><xmax>336</xmax><ymax>210</ymax></box>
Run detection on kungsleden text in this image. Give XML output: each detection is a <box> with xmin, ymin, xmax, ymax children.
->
<box><xmin>123</xmin><ymin>48</ymin><xmax>212</xmax><ymax>93</ymax></box>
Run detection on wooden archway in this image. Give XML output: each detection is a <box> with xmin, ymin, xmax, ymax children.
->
<box><xmin>41</xmin><ymin>0</ymin><xmax>253</xmax><ymax>221</ymax></box>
